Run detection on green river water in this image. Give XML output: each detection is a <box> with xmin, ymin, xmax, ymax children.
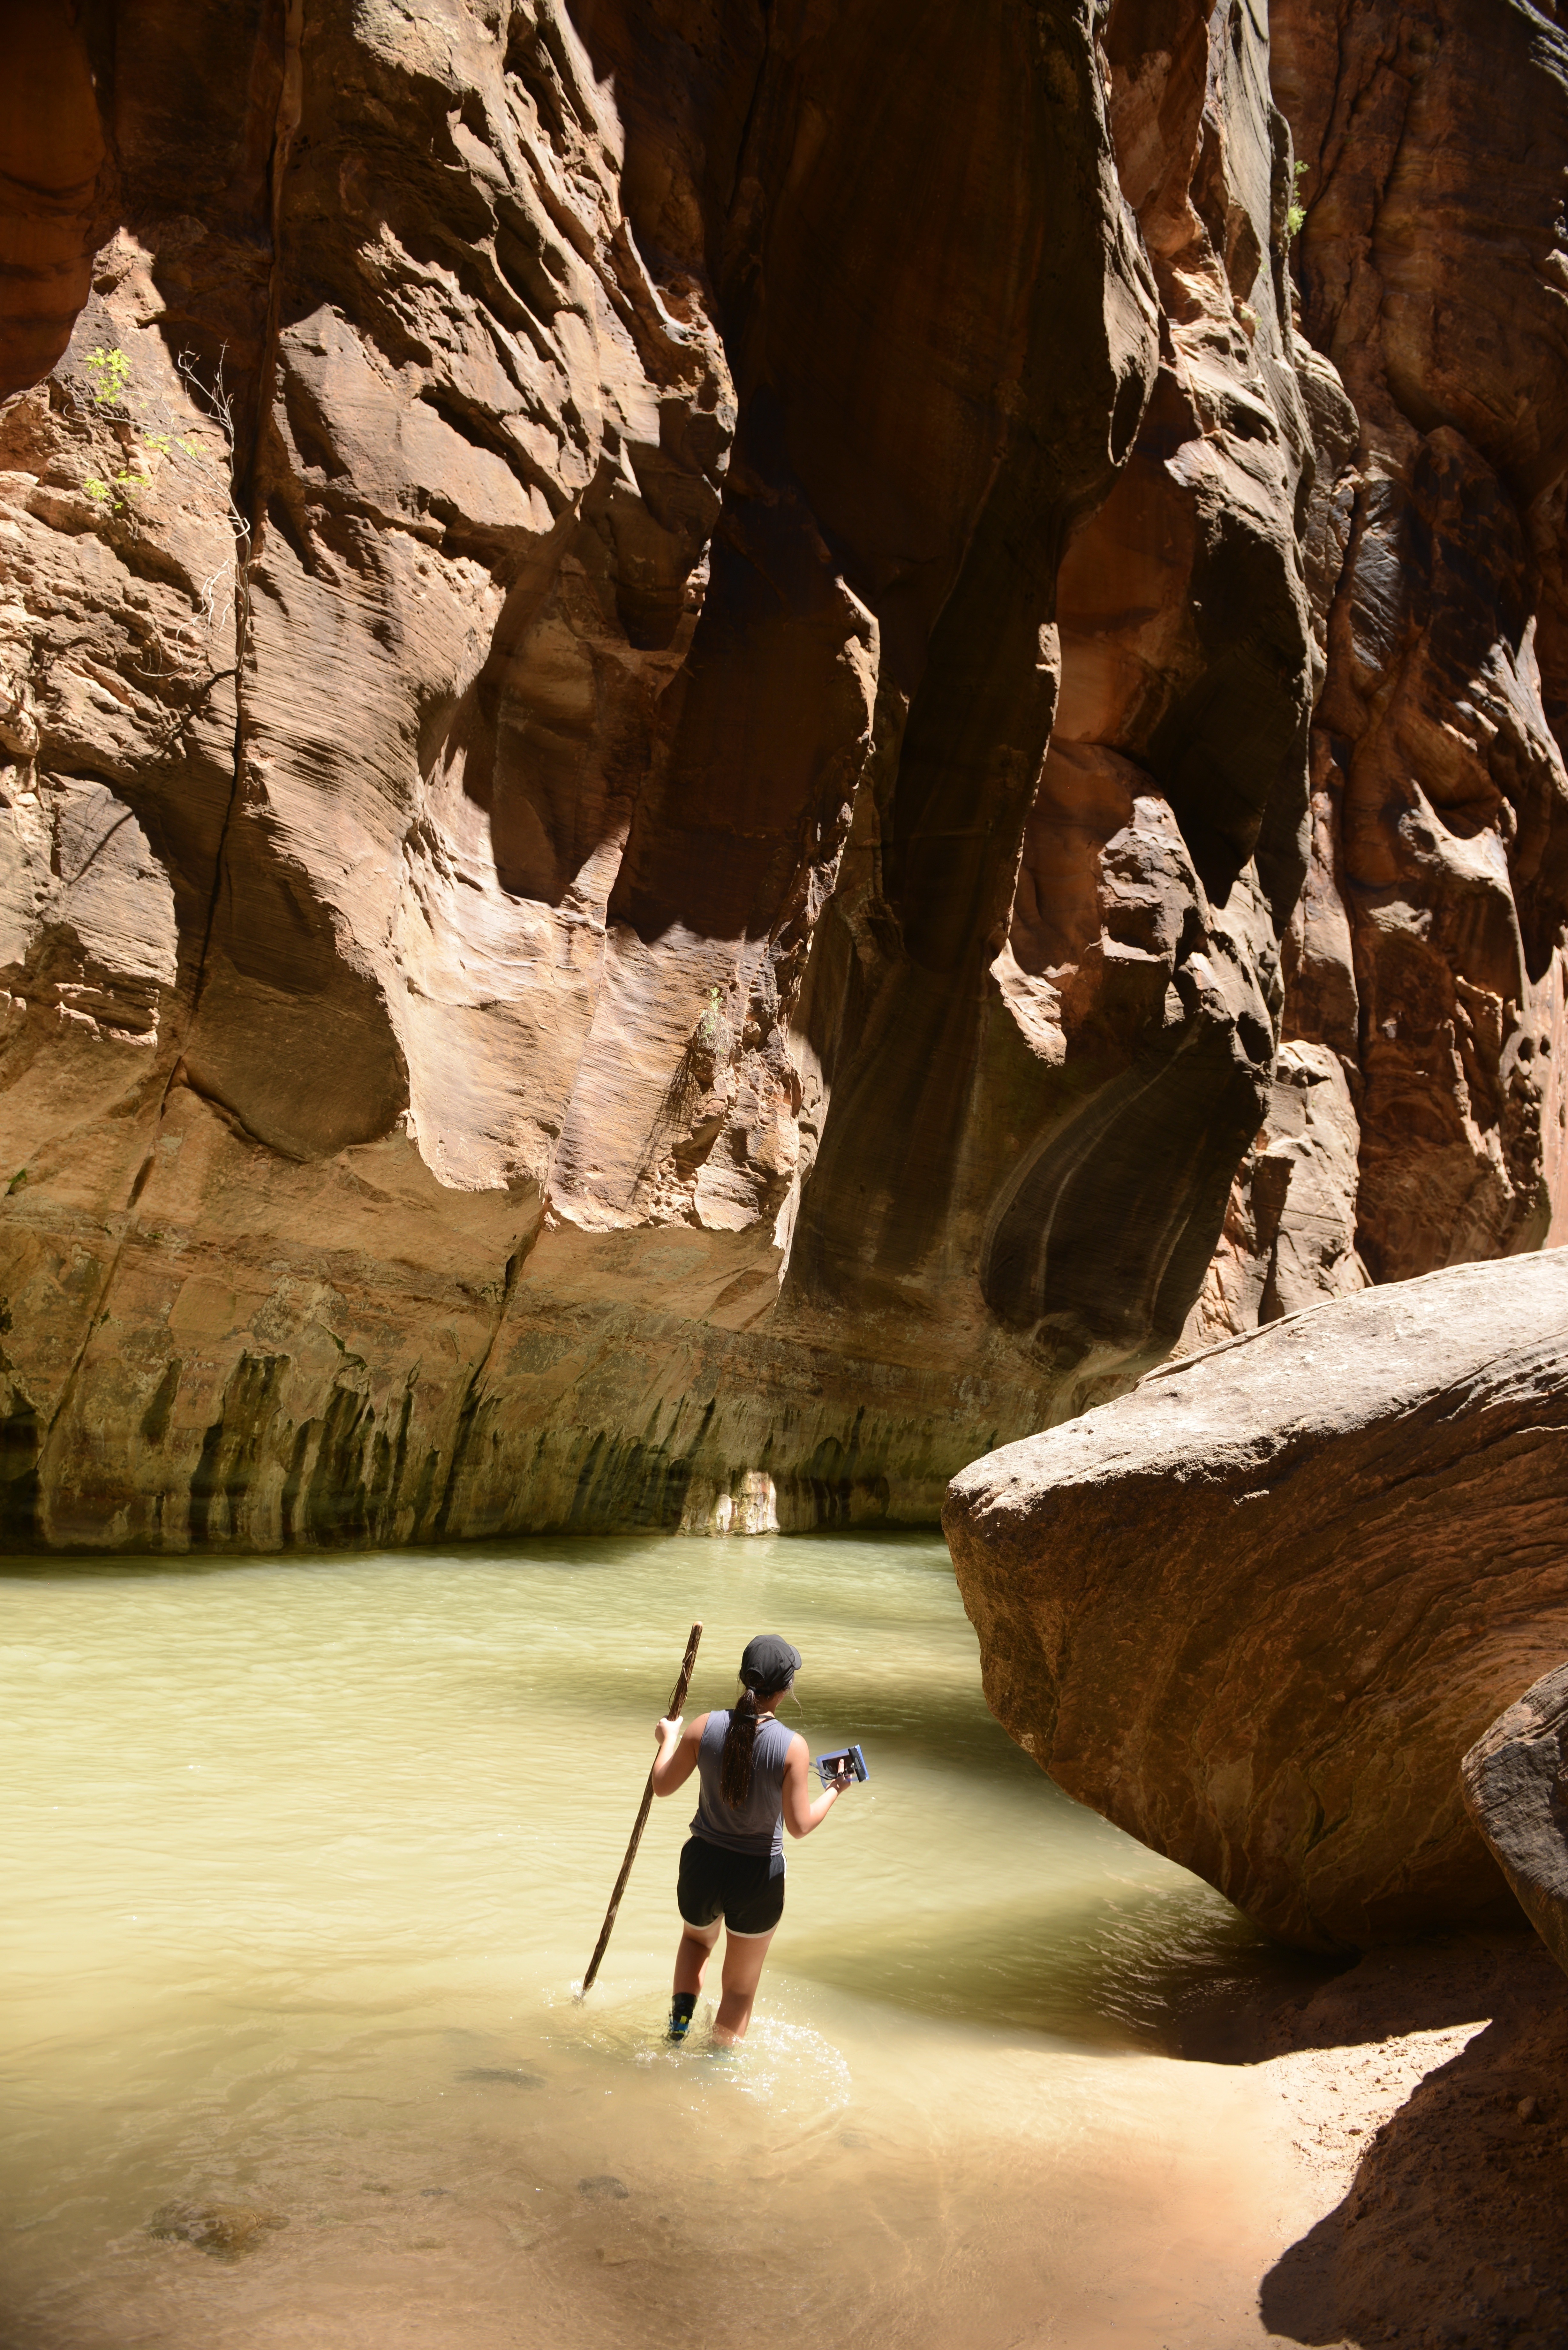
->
<box><xmin>2</xmin><ymin>1532</ymin><xmax>1315</xmax><ymax>2350</ymax></box>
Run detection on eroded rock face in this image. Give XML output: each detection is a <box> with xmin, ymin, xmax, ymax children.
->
<box><xmin>1191</xmin><ymin>0</ymin><xmax>1568</xmax><ymax>1343</ymax></box>
<box><xmin>944</xmin><ymin>1252</ymin><xmax>1568</xmax><ymax>1953</ymax></box>
<box><xmin>973</xmin><ymin>0</ymin><xmax>1320</xmax><ymax>1390</ymax></box>
<box><xmin>0</xmin><ymin>0</ymin><xmax>1331</xmax><ymax>1549</ymax></box>
<box><xmin>1463</xmin><ymin>1664</ymin><xmax>1568</xmax><ymax>1984</ymax></box>
<box><xmin>1181</xmin><ymin>1036</ymin><xmax>1365</xmax><ymax>1348</ymax></box>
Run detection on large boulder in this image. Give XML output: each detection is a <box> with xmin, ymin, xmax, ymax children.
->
<box><xmin>944</xmin><ymin>1251</ymin><xmax>1568</xmax><ymax>1952</ymax></box>
<box><xmin>1463</xmin><ymin>1664</ymin><xmax>1568</xmax><ymax>1982</ymax></box>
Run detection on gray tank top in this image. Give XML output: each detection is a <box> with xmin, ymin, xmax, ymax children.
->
<box><xmin>690</xmin><ymin>1709</ymin><xmax>795</xmax><ymax>1863</ymax></box>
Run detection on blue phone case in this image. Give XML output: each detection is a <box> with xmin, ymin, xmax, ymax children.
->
<box><xmin>814</xmin><ymin>1743</ymin><xmax>869</xmax><ymax>1782</ymax></box>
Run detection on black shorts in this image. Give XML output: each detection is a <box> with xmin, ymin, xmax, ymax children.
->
<box><xmin>677</xmin><ymin>1836</ymin><xmax>785</xmax><ymax>1938</ymax></box>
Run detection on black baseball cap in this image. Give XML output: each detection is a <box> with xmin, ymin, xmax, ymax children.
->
<box><xmin>740</xmin><ymin>1634</ymin><xmax>801</xmax><ymax>1691</ymax></box>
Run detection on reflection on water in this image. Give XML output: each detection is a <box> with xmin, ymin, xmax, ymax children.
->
<box><xmin>2</xmin><ymin>1532</ymin><xmax>1309</xmax><ymax>2349</ymax></box>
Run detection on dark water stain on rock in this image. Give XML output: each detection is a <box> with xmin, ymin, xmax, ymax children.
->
<box><xmin>578</xmin><ymin>2175</ymin><xmax>629</xmax><ymax>2201</ymax></box>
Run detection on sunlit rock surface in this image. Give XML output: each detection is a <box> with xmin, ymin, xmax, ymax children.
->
<box><xmin>1190</xmin><ymin>0</ymin><xmax>1568</xmax><ymax>1344</ymax></box>
<box><xmin>0</xmin><ymin>0</ymin><xmax>1332</xmax><ymax>1549</ymax></box>
<box><xmin>1463</xmin><ymin>1663</ymin><xmax>1568</xmax><ymax>1983</ymax></box>
<box><xmin>945</xmin><ymin>1252</ymin><xmax>1568</xmax><ymax>1953</ymax></box>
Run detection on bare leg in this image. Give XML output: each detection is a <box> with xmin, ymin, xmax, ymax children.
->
<box><xmin>674</xmin><ymin>1921</ymin><xmax>720</xmax><ymax>1998</ymax></box>
<box><xmin>712</xmin><ymin>1928</ymin><xmax>776</xmax><ymax>2045</ymax></box>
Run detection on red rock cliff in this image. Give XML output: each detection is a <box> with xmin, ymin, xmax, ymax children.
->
<box><xmin>0</xmin><ymin>0</ymin><xmax>1559</xmax><ymax>1548</ymax></box>
<box><xmin>1186</xmin><ymin>0</ymin><xmax>1568</xmax><ymax>1344</ymax></box>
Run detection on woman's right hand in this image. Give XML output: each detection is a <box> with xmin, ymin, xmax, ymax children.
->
<box><xmin>651</xmin><ymin>1710</ymin><xmax>704</xmax><ymax>1799</ymax></box>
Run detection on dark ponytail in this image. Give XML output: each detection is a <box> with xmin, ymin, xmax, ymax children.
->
<box><xmin>719</xmin><ymin>1686</ymin><xmax>762</xmax><ymax>1807</ymax></box>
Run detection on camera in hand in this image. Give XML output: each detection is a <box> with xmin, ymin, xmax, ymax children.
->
<box><xmin>813</xmin><ymin>1744</ymin><xmax>869</xmax><ymax>1785</ymax></box>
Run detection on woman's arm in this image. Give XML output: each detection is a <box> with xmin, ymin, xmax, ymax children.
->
<box><xmin>651</xmin><ymin>1711</ymin><xmax>708</xmax><ymax>1797</ymax></box>
<box><xmin>781</xmin><ymin>1734</ymin><xmax>850</xmax><ymax>1838</ymax></box>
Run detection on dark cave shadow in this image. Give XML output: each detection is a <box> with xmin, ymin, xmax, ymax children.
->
<box><xmin>1177</xmin><ymin>1933</ymin><xmax>1521</xmax><ymax>2066</ymax></box>
<box><xmin>1255</xmin><ymin>1937</ymin><xmax>1568</xmax><ymax>2349</ymax></box>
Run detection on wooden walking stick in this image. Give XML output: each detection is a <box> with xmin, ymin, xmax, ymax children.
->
<box><xmin>580</xmin><ymin>1619</ymin><xmax>704</xmax><ymax>1995</ymax></box>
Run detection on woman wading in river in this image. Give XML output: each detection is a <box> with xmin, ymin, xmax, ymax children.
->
<box><xmin>650</xmin><ymin>1633</ymin><xmax>854</xmax><ymax>2046</ymax></box>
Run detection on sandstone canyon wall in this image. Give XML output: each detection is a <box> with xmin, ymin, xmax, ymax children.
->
<box><xmin>1184</xmin><ymin>0</ymin><xmax>1568</xmax><ymax>1345</ymax></box>
<box><xmin>1</xmin><ymin>0</ymin><xmax>1564</xmax><ymax>1551</ymax></box>
<box><xmin>0</xmin><ymin>0</ymin><xmax>1313</xmax><ymax>1549</ymax></box>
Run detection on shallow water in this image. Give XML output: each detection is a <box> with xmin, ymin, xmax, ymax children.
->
<box><xmin>3</xmin><ymin>1532</ymin><xmax>1314</xmax><ymax>2349</ymax></box>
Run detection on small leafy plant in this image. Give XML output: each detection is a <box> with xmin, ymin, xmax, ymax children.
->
<box><xmin>67</xmin><ymin>340</ymin><xmax>253</xmax><ymax>669</ymax></box>
<box><xmin>80</xmin><ymin>346</ymin><xmax>202</xmax><ymax>508</ymax></box>
<box><xmin>695</xmin><ymin>985</ymin><xmax>725</xmax><ymax>1048</ymax></box>
<box><xmin>1285</xmin><ymin>160</ymin><xmax>1308</xmax><ymax>245</ymax></box>
<box><xmin>83</xmin><ymin>346</ymin><xmax>147</xmax><ymax>509</ymax></box>
<box><xmin>83</xmin><ymin>344</ymin><xmax>132</xmax><ymax>406</ymax></box>
<box><xmin>83</xmin><ymin>463</ymin><xmax>149</xmax><ymax>515</ymax></box>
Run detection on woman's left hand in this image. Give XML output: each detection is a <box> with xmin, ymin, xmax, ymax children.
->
<box><xmin>655</xmin><ymin>1714</ymin><xmax>683</xmax><ymax>1745</ymax></box>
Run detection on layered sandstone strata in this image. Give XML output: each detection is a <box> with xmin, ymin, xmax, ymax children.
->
<box><xmin>0</xmin><ymin>0</ymin><xmax>1327</xmax><ymax>1548</ymax></box>
<box><xmin>945</xmin><ymin>1252</ymin><xmax>1568</xmax><ymax>1953</ymax></box>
